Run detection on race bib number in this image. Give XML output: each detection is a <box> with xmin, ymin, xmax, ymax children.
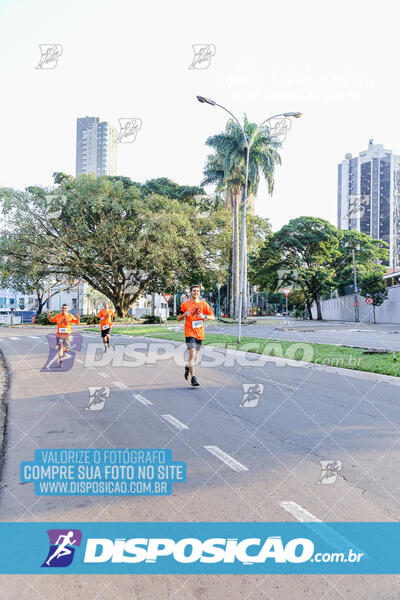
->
<box><xmin>58</xmin><ymin>327</ymin><xmax>67</xmax><ymax>333</ymax></box>
<box><xmin>102</xmin><ymin>324</ymin><xmax>110</xmax><ymax>330</ymax></box>
<box><xmin>192</xmin><ymin>320</ymin><xmax>203</xmax><ymax>329</ymax></box>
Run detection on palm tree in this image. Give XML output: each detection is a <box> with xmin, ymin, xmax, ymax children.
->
<box><xmin>203</xmin><ymin>116</ymin><xmax>281</xmax><ymax>318</ymax></box>
<box><xmin>202</xmin><ymin>154</ymin><xmax>243</xmax><ymax>317</ymax></box>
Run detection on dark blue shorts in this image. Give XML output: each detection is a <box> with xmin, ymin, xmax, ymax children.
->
<box><xmin>185</xmin><ymin>336</ymin><xmax>202</xmax><ymax>350</ymax></box>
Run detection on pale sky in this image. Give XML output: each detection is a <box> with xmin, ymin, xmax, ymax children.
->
<box><xmin>0</xmin><ymin>0</ymin><xmax>398</xmax><ymax>231</ymax></box>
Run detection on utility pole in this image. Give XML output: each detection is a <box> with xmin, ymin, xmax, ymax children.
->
<box><xmin>352</xmin><ymin>249</ymin><xmax>359</xmax><ymax>323</ymax></box>
<box><xmin>216</xmin><ymin>283</ymin><xmax>222</xmax><ymax>323</ymax></box>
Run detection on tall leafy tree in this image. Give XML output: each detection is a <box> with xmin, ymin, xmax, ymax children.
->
<box><xmin>332</xmin><ymin>229</ymin><xmax>389</xmax><ymax>292</ymax></box>
<box><xmin>252</xmin><ymin>217</ymin><xmax>343</xmax><ymax>320</ymax></box>
<box><xmin>0</xmin><ymin>248</ymin><xmax>75</xmax><ymax>316</ymax></box>
<box><xmin>0</xmin><ymin>175</ymin><xmax>230</xmax><ymax>316</ymax></box>
<box><xmin>139</xmin><ymin>177</ymin><xmax>205</xmax><ymax>205</ymax></box>
<box><xmin>359</xmin><ymin>270</ymin><xmax>388</xmax><ymax>324</ymax></box>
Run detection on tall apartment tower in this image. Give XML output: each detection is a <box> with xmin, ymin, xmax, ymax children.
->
<box><xmin>75</xmin><ymin>116</ymin><xmax>118</xmax><ymax>176</ymax></box>
<box><xmin>338</xmin><ymin>139</ymin><xmax>400</xmax><ymax>268</ymax></box>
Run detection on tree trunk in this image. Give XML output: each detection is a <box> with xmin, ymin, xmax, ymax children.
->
<box><xmin>233</xmin><ymin>188</ymin><xmax>239</xmax><ymax>319</ymax></box>
<box><xmin>306</xmin><ymin>299</ymin><xmax>313</xmax><ymax>320</ymax></box>
<box><xmin>36</xmin><ymin>291</ymin><xmax>46</xmax><ymax>316</ymax></box>
<box><xmin>240</xmin><ymin>184</ymin><xmax>248</xmax><ymax>321</ymax></box>
<box><xmin>110</xmin><ymin>296</ymin><xmax>133</xmax><ymax>317</ymax></box>
<box><xmin>229</xmin><ymin>250</ymin><xmax>234</xmax><ymax>318</ymax></box>
<box><xmin>315</xmin><ymin>294</ymin><xmax>323</xmax><ymax>320</ymax></box>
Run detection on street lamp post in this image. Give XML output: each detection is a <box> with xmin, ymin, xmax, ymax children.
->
<box><xmin>216</xmin><ymin>283</ymin><xmax>222</xmax><ymax>323</ymax></box>
<box><xmin>196</xmin><ymin>96</ymin><xmax>302</xmax><ymax>342</ymax></box>
<box><xmin>352</xmin><ymin>248</ymin><xmax>360</xmax><ymax>323</ymax></box>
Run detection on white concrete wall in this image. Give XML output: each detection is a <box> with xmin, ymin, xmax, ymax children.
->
<box><xmin>47</xmin><ymin>285</ymin><xmax>85</xmax><ymax>314</ymax></box>
<box><xmin>311</xmin><ymin>285</ymin><xmax>400</xmax><ymax>323</ymax></box>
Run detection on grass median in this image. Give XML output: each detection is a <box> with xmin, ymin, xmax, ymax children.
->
<box><xmin>88</xmin><ymin>326</ymin><xmax>400</xmax><ymax>378</ymax></box>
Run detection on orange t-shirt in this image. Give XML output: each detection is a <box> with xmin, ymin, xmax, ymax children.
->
<box><xmin>97</xmin><ymin>309</ymin><xmax>115</xmax><ymax>330</ymax></box>
<box><xmin>180</xmin><ymin>300</ymin><xmax>213</xmax><ymax>340</ymax></box>
<box><xmin>50</xmin><ymin>312</ymin><xmax>79</xmax><ymax>338</ymax></box>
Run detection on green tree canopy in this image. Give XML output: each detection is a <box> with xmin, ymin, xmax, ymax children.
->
<box><xmin>0</xmin><ymin>175</ymin><xmax>231</xmax><ymax>316</ymax></box>
<box><xmin>251</xmin><ymin>216</ymin><xmax>343</xmax><ymax>319</ymax></box>
<box><xmin>332</xmin><ymin>229</ymin><xmax>389</xmax><ymax>292</ymax></box>
<box><xmin>359</xmin><ymin>269</ymin><xmax>389</xmax><ymax>323</ymax></box>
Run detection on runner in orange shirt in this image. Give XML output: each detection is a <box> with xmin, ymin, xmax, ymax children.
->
<box><xmin>47</xmin><ymin>304</ymin><xmax>80</xmax><ymax>367</ymax></box>
<box><xmin>177</xmin><ymin>284</ymin><xmax>215</xmax><ymax>387</ymax></box>
<box><xmin>97</xmin><ymin>301</ymin><xmax>115</xmax><ymax>352</ymax></box>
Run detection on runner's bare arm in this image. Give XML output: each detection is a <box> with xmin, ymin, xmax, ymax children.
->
<box><xmin>177</xmin><ymin>310</ymin><xmax>190</xmax><ymax>321</ymax></box>
<box><xmin>199</xmin><ymin>304</ymin><xmax>215</xmax><ymax>320</ymax></box>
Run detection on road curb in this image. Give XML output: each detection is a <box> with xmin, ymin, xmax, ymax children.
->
<box><xmin>0</xmin><ymin>349</ymin><xmax>10</xmax><ymax>483</ymax></box>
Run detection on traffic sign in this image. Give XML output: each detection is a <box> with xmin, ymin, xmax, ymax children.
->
<box><xmin>354</xmin><ymin>301</ymin><xmax>360</xmax><ymax>307</ymax></box>
<box><xmin>163</xmin><ymin>294</ymin><xmax>172</xmax><ymax>303</ymax></box>
<box><xmin>366</xmin><ymin>297</ymin><xmax>373</xmax><ymax>305</ymax></box>
<box><xmin>280</xmin><ymin>287</ymin><xmax>293</xmax><ymax>298</ymax></box>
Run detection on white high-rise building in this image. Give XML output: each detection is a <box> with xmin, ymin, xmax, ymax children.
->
<box><xmin>76</xmin><ymin>116</ymin><xmax>118</xmax><ymax>176</ymax></box>
<box><xmin>338</xmin><ymin>139</ymin><xmax>400</xmax><ymax>268</ymax></box>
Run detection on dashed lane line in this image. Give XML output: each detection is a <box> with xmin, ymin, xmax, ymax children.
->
<box><xmin>279</xmin><ymin>500</ymin><xmax>367</xmax><ymax>557</ymax></box>
<box><xmin>204</xmin><ymin>445</ymin><xmax>249</xmax><ymax>472</ymax></box>
<box><xmin>161</xmin><ymin>414</ymin><xmax>189</xmax><ymax>431</ymax></box>
<box><xmin>279</xmin><ymin>500</ymin><xmax>321</xmax><ymax>522</ymax></box>
<box><xmin>114</xmin><ymin>381</ymin><xmax>128</xmax><ymax>389</ymax></box>
<box><xmin>133</xmin><ymin>394</ymin><xmax>153</xmax><ymax>406</ymax></box>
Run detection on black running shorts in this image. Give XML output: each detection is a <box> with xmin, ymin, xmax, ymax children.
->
<box><xmin>185</xmin><ymin>336</ymin><xmax>202</xmax><ymax>350</ymax></box>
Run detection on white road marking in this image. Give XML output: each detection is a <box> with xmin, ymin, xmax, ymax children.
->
<box><xmin>114</xmin><ymin>381</ymin><xmax>128</xmax><ymax>389</ymax></box>
<box><xmin>279</xmin><ymin>500</ymin><xmax>321</xmax><ymax>522</ymax></box>
<box><xmin>204</xmin><ymin>446</ymin><xmax>249</xmax><ymax>472</ymax></box>
<box><xmin>161</xmin><ymin>414</ymin><xmax>189</xmax><ymax>431</ymax></box>
<box><xmin>29</xmin><ymin>336</ymin><xmax>40</xmax><ymax>339</ymax></box>
<box><xmin>253</xmin><ymin>376</ymin><xmax>296</xmax><ymax>390</ymax></box>
<box><xmin>279</xmin><ymin>500</ymin><xmax>367</xmax><ymax>557</ymax></box>
<box><xmin>98</xmin><ymin>372</ymin><xmax>110</xmax><ymax>379</ymax></box>
<box><xmin>133</xmin><ymin>394</ymin><xmax>152</xmax><ymax>406</ymax></box>
<box><xmin>9</xmin><ymin>337</ymin><xmax>19</xmax><ymax>340</ymax></box>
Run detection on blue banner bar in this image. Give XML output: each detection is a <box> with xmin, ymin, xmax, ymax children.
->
<box><xmin>0</xmin><ymin>522</ymin><xmax>398</xmax><ymax>574</ymax></box>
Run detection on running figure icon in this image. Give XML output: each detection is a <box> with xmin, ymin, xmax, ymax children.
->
<box><xmin>45</xmin><ymin>531</ymin><xmax>77</xmax><ymax>566</ymax></box>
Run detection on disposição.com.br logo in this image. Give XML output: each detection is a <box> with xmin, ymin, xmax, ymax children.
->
<box><xmin>41</xmin><ymin>529</ymin><xmax>82</xmax><ymax>568</ymax></box>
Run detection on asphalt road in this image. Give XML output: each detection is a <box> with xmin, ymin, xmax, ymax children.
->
<box><xmin>1</xmin><ymin>326</ymin><xmax>400</xmax><ymax>599</ymax></box>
